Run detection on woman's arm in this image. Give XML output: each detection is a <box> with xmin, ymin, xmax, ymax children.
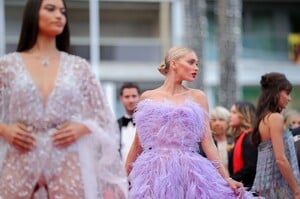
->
<box><xmin>201</xmin><ymin>120</ymin><xmax>244</xmax><ymax>193</ymax></box>
<box><xmin>125</xmin><ymin>132</ymin><xmax>143</xmax><ymax>175</ymax></box>
<box><xmin>201</xmin><ymin>128</ymin><xmax>232</xmax><ymax>179</ymax></box>
<box><xmin>0</xmin><ymin>123</ymin><xmax>5</xmax><ymax>137</ymax></box>
<box><xmin>192</xmin><ymin>90</ymin><xmax>242</xmax><ymax>193</ymax></box>
<box><xmin>0</xmin><ymin>57</ymin><xmax>35</xmax><ymax>152</ymax></box>
<box><xmin>269</xmin><ymin>113</ymin><xmax>300</xmax><ymax>195</ymax></box>
<box><xmin>125</xmin><ymin>91</ymin><xmax>152</xmax><ymax>175</ymax></box>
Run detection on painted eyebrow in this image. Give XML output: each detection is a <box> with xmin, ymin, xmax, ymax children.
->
<box><xmin>189</xmin><ymin>59</ymin><xmax>199</xmax><ymax>64</ymax></box>
<box><xmin>44</xmin><ymin>3</ymin><xmax>65</xmax><ymax>10</ymax></box>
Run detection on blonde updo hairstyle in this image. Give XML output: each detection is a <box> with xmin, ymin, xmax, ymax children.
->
<box><xmin>158</xmin><ymin>46</ymin><xmax>194</xmax><ymax>75</ymax></box>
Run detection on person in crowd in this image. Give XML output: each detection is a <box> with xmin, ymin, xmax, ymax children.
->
<box><xmin>117</xmin><ymin>82</ymin><xmax>141</xmax><ymax>162</ymax></box>
<box><xmin>228</xmin><ymin>101</ymin><xmax>258</xmax><ymax>190</ymax></box>
<box><xmin>285</xmin><ymin>110</ymin><xmax>300</xmax><ymax>170</ymax></box>
<box><xmin>292</xmin><ymin>123</ymin><xmax>300</xmax><ymax>171</ymax></box>
<box><xmin>0</xmin><ymin>0</ymin><xmax>127</xmax><ymax>198</ymax></box>
<box><xmin>284</xmin><ymin>110</ymin><xmax>300</xmax><ymax>130</ymax></box>
<box><xmin>125</xmin><ymin>46</ymin><xmax>255</xmax><ymax>198</ymax></box>
<box><xmin>210</xmin><ymin>106</ymin><xmax>233</xmax><ymax>171</ymax></box>
<box><xmin>251</xmin><ymin>72</ymin><xmax>300</xmax><ymax>198</ymax></box>
<box><xmin>293</xmin><ymin>126</ymin><xmax>300</xmax><ymax>136</ymax></box>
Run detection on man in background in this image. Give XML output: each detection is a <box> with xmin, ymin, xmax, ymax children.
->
<box><xmin>118</xmin><ymin>82</ymin><xmax>141</xmax><ymax>162</ymax></box>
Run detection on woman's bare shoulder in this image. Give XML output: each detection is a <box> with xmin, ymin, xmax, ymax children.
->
<box><xmin>189</xmin><ymin>89</ymin><xmax>208</xmax><ymax>110</ymax></box>
<box><xmin>190</xmin><ymin>88</ymin><xmax>206</xmax><ymax>98</ymax></box>
<box><xmin>139</xmin><ymin>89</ymin><xmax>161</xmax><ymax>101</ymax></box>
<box><xmin>267</xmin><ymin>112</ymin><xmax>284</xmax><ymax>123</ymax></box>
<box><xmin>261</xmin><ymin>112</ymin><xmax>284</xmax><ymax>134</ymax></box>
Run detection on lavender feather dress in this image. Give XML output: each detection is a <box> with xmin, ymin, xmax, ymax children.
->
<box><xmin>129</xmin><ymin>99</ymin><xmax>255</xmax><ymax>199</ymax></box>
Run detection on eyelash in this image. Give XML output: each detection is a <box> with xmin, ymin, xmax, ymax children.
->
<box><xmin>61</xmin><ymin>9</ymin><xmax>66</xmax><ymax>15</ymax></box>
<box><xmin>45</xmin><ymin>7</ymin><xmax>54</xmax><ymax>11</ymax></box>
<box><xmin>45</xmin><ymin>6</ymin><xmax>66</xmax><ymax>15</ymax></box>
<box><xmin>188</xmin><ymin>60</ymin><xmax>198</xmax><ymax>66</ymax></box>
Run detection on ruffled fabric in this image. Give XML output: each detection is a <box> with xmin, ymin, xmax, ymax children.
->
<box><xmin>134</xmin><ymin>99</ymin><xmax>207</xmax><ymax>151</ymax></box>
<box><xmin>251</xmin><ymin>130</ymin><xmax>300</xmax><ymax>198</ymax></box>
<box><xmin>129</xmin><ymin>99</ymin><xmax>255</xmax><ymax>199</ymax></box>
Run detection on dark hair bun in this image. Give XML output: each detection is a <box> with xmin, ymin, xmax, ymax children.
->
<box><xmin>260</xmin><ymin>72</ymin><xmax>290</xmax><ymax>90</ymax></box>
<box><xmin>260</xmin><ymin>73</ymin><xmax>273</xmax><ymax>89</ymax></box>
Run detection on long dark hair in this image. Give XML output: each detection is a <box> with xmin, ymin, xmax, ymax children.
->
<box><xmin>16</xmin><ymin>0</ymin><xmax>70</xmax><ymax>53</ymax></box>
<box><xmin>252</xmin><ymin>72</ymin><xmax>293</xmax><ymax>147</ymax></box>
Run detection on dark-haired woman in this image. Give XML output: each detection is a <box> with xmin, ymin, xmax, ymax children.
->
<box><xmin>228</xmin><ymin>101</ymin><xmax>258</xmax><ymax>190</ymax></box>
<box><xmin>251</xmin><ymin>72</ymin><xmax>300</xmax><ymax>199</ymax></box>
<box><xmin>0</xmin><ymin>0</ymin><xmax>127</xmax><ymax>198</ymax></box>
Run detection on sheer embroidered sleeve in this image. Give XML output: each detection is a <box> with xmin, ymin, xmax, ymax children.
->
<box><xmin>0</xmin><ymin>55</ymin><xmax>11</xmax><ymax>125</ymax></box>
<box><xmin>73</xmin><ymin>57</ymin><xmax>128</xmax><ymax>199</ymax></box>
<box><xmin>0</xmin><ymin>54</ymin><xmax>14</xmax><ymax>175</ymax></box>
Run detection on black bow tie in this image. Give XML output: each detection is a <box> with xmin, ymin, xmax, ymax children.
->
<box><xmin>121</xmin><ymin>117</ymin><xmax>135</xmax><ymax>127</ymax></box>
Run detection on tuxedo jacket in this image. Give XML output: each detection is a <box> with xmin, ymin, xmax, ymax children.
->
<box><xmin>292</xmin><ymin>126</ymin><xmax>300</xmax><ymax>170</ymax></box>
<box><xmin>117</xmin><ymin>116</ymin><xmax>135</xmax><ymax>159</ymax></box>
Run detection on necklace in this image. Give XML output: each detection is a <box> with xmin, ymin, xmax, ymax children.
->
<box><xmin>29</xmin><ymin>50</ymin><xmax>59</xmax><ymax>67</ymax></box>
<box><xmin>38</xmin><ymin>53</ymin><xmax>57</xmax><ymax>67</ymax></box>
<box><xmin>42</xmin><ymin>58</ymin><xmax>50</xmax><ymax>67</ymax></box>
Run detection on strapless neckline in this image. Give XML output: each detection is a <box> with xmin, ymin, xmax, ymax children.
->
<box><xmin>138</xmin><ymin>98</ymin><xmax>205</xmax><ymax>110</ymax></box>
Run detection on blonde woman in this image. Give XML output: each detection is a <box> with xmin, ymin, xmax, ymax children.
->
<box><xmin>284</xmin><ymin>110</ymin><xmax>300</xmax><ymax>130</ymax></box>
<box><xmin>125</xmin><ymin>46</ymin><xmax>255</xmax><ymax>198</ymax></box>
<box><xmin>210</xmin><ymin>106</ymin><xmax>233</xmax><ymax>171</ymax></box>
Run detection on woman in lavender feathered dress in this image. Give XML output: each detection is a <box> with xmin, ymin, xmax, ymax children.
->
<box><xmin>125</xmin><ymin>46</ymin><xmax>256</xmax><ymax>199</ymax></box>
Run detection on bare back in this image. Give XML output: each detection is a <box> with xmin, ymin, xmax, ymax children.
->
<box><xmin>259</xmin><ymin>114</ymin><xmax>272</xmax><ymax>142</ymax></box>
<box><xmin>259</xmin><ymin>112</ymin><xmax>285</xmax><ymax>142</ymax></box>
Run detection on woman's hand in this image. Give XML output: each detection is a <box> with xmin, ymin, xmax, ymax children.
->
<box><xmin>125</xmin><ymin>163</ymin><xmax>132</xmax><ymax>176</ymax></box>
<box><xmin>293</xmin><ymin>188</ymin><xmax>300</xmax><ymax>199</ymax></box>
<box><xmin>1</xmin><ymin>123</ymin><xmax>35</xmax><ymax>152</ymax></box>
<box><xmin>226</xmin><ymin>177</ymin><xmax>244</xmax><ymax>196</ymax></box>
<box><xmin>52</xmin><ymin>121</ymin><xmax>90</xmax><ymax>148</ymax></box>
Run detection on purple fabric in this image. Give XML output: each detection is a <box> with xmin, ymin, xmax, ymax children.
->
<box><xmin>129</xmin><ymin>99</ymin><xmax>255</xmax><ymax>199</ymax></box>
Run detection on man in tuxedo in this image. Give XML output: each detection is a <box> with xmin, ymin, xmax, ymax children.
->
<box><xmin>118</xmin><ymin>82</ymin><xmax>141</xmax><ymax>162</ymax></box>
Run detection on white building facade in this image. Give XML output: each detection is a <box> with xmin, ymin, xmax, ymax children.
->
<box><xmin>1</xmin><ymin>0</ymin><xmax>300</xmax><ymax>115</ymax></box>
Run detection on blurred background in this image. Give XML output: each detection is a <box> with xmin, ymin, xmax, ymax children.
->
<box><xmin>1</xmin><ymin>0</ymin><xmax>300</xmax><ymax>117</ymax></box>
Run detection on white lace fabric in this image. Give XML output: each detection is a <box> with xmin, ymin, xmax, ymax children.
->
<box><xmin>0</xmin><ymin>52</ymin><xmax>128</xmax><ymax>199</ymax></box>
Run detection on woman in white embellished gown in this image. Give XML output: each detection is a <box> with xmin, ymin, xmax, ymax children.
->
<box><xmin>0</xmin><ymin>0</ymin><xmax>127</xmax><ymax>198</ymax></box>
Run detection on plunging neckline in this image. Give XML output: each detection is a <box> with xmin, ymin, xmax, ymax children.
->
<box><xmin>17</xmin><ymin>52</ymin><xmax>63</xmax><ymax>110</ymax></box>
